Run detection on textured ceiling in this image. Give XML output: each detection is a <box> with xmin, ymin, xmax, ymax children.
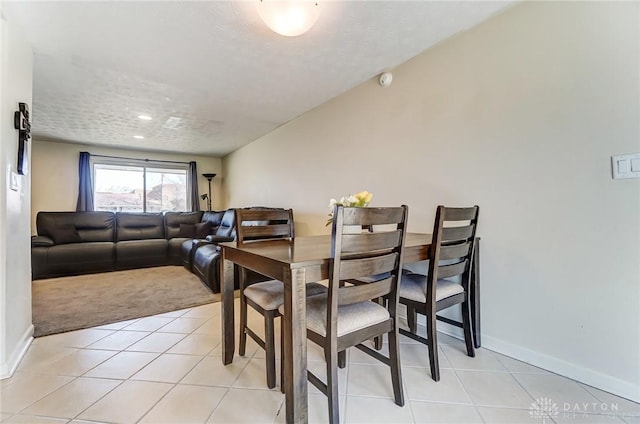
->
<box><xmin>4</xmin><ymin>1</ymin><xmax>513</xmax><ymax>156</ymax></box>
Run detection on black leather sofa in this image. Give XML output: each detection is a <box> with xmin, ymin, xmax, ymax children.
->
<box><xmin>31</xmin><ymin>210</ymin><xmax>226</xmax><ymax>280</ymax></box>
<box><xmin>32</xmin><ymin>207</ymin><xmax>282</xmax><ymax>294</ymax></box>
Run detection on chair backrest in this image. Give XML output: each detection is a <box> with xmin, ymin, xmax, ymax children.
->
<box><xmin>234</xmin><ymin>208</ymin><xmax>294</xmax><ymax>245</ymax></box>
<box><xmin>327</xmin><ymin>206</ymin><xmax>408</xmax><ymax>333</ymax></box>
<box><xmin>427</xmin><ymin>205</ymin><xmax>480</xmax><ymax>302</ymax></box>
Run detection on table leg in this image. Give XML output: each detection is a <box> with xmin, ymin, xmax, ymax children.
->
<box><xmin>283</xmin><ymin>267</ymin><xmax>308</xmax><ymax>423</ymax></box>
<box><xmin>470</xmin><ymin>238</ymin><xmax>481</xmax><ymax>348</ymax></box>
<box><xmin>221</xmin><ymin>251</ymin><xmax>236</xmax><ymax>365</ymax></box>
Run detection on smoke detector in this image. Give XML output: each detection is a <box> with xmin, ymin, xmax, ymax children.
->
<box><xmin>379</xmin><ymin>72</ymin><xmax>393</xmax><ymax>87</ymax></box>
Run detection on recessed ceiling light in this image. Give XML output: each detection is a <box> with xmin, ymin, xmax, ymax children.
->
<box><xmin>138</xmin><ymin>115</ymin><xmax>152</xmax><ymax>120</ymax></box>
<box><xmin>133</xmin><ymin>135</ymin><xmax>145</xmax><ymax>139</ymax></box>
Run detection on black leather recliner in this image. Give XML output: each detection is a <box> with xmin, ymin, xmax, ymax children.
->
<box><xmin>165</xmin><ymin>211</ymin><xmax>204</xmax><ymax>265</ymax></box>
<box><xmin>189</xmin><ymin>207</ymin><xmax>283</xmax><ymax>293</ymax></box>
<box><xmin>188</xmin><ymin>209</ymin><xmax>239</xmax><ymax>292</ymax></box>
<box><xmin>181</xmin><ymin>209</ymin><xmax>235</xmax><ymax>271</ymax></box>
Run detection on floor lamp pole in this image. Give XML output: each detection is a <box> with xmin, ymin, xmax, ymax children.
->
<box><xmin>202</xmin><ymin>173</ymin><xmax>216</xmax><ymax>212</ymax></box>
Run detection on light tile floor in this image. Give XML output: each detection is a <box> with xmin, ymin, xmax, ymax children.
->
<box><xmin>1</xmin><ymin>300</ymin><xmax>638</xmax><ymax>424</ymax></box>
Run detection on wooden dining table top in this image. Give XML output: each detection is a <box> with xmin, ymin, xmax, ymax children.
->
<box><xmin>220</xmin><ymin>232</ymin><xmax>433</xmax><ymax>268</ymax></box>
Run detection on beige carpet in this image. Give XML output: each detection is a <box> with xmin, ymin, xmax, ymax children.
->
<box><xmin>32</xmin><ymin>266</ymin><xmax>220</xmax><ymax>337</ymax></box>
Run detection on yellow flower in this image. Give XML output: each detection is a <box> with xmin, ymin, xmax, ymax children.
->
<box><xmin>354</xmin><ymin>191</ymin><xmax>373</xmax><ymax>204</ymax></box>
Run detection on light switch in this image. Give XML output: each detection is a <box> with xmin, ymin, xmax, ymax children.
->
<box><xmin>617</xmin><ymin>160</ymin><xmax>629</xmax><ymax>173</ymax></box>
<box><xmin>9</xmin><ymin>171</ymin><xmax>18</xmax><ymax>191</ymax></box>
<box><xmin>612</xmin><ymin>153</ymin><xmax>640</xmax><ymax>179</ymax></box>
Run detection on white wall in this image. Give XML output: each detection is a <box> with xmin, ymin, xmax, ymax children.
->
<box><xmin>30</xmin><ymin>139</ymin><xmax>223</xmax><ymax>232</ymax></box>
<box><xmin>0</xmin><ymin>6</ymin><xmax>34</xmax><ymax>378</ymax></box>
<box><xmin>223</xmin><ymin>2</ymin><xmax>640</xmax><ymax>401</ymax></box>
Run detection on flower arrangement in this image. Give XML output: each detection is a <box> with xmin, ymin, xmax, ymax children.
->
<box><xmin>326</xmin><ymin>190</ymin><xmax>373</xmax><ymax>226</ymax></box>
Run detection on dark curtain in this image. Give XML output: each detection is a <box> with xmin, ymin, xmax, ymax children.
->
<box><xmin>188</xmin><ymin>161</ymin><xmax>199</xmax><ymax>211</ymax></box>
<box><xmin>76</xmin><ymin>152</ymin><xmax>94</xmax><ymax>211</ymax></box>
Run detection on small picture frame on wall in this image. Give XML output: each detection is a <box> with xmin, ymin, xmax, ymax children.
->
<box><xmin>14</xmin><ymin>102</ymin><xmax>31</xmax><ymax>175</ymax></box>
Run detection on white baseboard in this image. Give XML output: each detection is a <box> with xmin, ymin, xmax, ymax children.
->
<box><xmin>434</xmin><ymin>322</ymin><xmax>639</xmax><ymax>403</ymax></box>
<box><xmin>0</xmin><ymin>324</ymin><xmax>34</xmax><ymax>379</ymax></box>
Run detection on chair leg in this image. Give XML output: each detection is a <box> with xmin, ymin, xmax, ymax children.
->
<box><xmin>280</xmin><ymin>319</ymin><xmax>285</xmax><ymax>394</ymax></box>
<box><xmin>426</xmin><ymin>311</ymin><xmax>440</xmax><ymax>382</ymax></box>
<box><xmin>388</xmin><ymin>326</ymin><xmax>405</xmax><ymax>406</ymax></box>
<box><xmin>373</xmin><ymin>297</ymin><xmax>385</xmax><ymax>350</ymax></box>
<box><xmin>407</xmin><ymin>306</ymin><xmax>417</xmax><ymax>334</ymax></box>
<box><xmin>326</xmin><ymin>346</ymin><xmax>340</xmax><ymax>424</ymax></box>
<box><xmin>325</xmin><ymin>349</ymin><xmax>346</xmax><ymax>368</ymax></box>
<box><xmin>338</xmin><ymin>350</ymin><xmax>346</xmax><ymax>369</ymax></box>
<box><xmin>239</xmin><ymin>292</ymin><xmax>248</xmax><ymax>357</ymax></box>
<box><xmin>264</xmin><ymin>311</ymin><xmax>276</xmax><ymax>389</ymax></box>
<box><xmin>374</xmin><ymin>335</ymin><xmax>383</xmax><ymax>350</ymax></box>
<box><xmin>461</xmin><ymin>301</ymin><xmax>475</xmax><ymax>358</ymax></box>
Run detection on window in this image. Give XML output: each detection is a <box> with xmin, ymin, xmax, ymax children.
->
<box><xmin>92</xmin><ymin>158</ymin><xmax>189</xmax><ymax>212</ymax></box>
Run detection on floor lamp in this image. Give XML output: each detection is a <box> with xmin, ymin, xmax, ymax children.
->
<box><xmin>202</xmin><ymin>173</ymin><xmax>216</xmax><ymax>211</ymax></box>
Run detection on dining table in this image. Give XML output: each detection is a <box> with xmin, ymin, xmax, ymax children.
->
<box><xmin>219</xmin><ymin>233</ymin><xmax>480</xmax><ymax>423</ymax></box>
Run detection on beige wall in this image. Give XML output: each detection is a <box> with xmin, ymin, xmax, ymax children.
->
<box><xmin>30</xmin><ymin>139</ymin><xmax>223</xmax><ymax>232</ymax></box>
<box><xmin>0</xmin><ymin>8</ymin><xmax>34</xmax><ymax>377</ymax></box>
<box><xmin>223</xmin><ymin>2</ymin><xmax>640</xmax><ymax>400</ymax></box>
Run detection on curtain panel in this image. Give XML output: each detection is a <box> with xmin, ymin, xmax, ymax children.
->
<box><xmin>188</xmin><ymin>161</ymin><xmax>199</xmax><ymax>212</ymax></box>
<box><xmin>76</xmin><ymin>151</ymin><xmax>94</xmax><ymax>211</ymax></box>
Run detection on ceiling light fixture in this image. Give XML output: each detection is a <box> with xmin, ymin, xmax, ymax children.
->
<box><xmin>133</xmin><ymin>135</ymin><xmax>145</xmax><ymax>139</ymax></box>
<box><xmin>138</xmin><ymin>115</ymin><xmax>152</xmax><ymax>120</ymax></box>
<box><xmin>257</xmin><ymin>0</ymin><xmax>320</xmax><ymax>37</ymax></box>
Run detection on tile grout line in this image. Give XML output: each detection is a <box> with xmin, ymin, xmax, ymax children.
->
<box><xmin>22</xmin><ymin>309</ymin><xmax>198</xmax><ymax>422</ymax></box>
<box><xmin>65</xmin><ymin>326</ymin><xmax>173</xmax><ymax>423</ymax></box>
<box><xmin>75</xmin><ymin>307</ymin><xmax>219</xmax><ymax>424</ymax></box>
<box><xmin>438</xmin><ymin>338</ymin><xmax>488</xmax><ymax>424</ymax></box>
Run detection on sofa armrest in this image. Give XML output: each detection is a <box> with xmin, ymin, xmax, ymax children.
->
<box><xmin>32</xmin><ymin>235</ymin><xmax>54</xmax><ymax>247</ymax></box>
<box><xmin>205</xmin><ymin>235</ymin><xmax>235</xmax><ymax>243</ymax></box>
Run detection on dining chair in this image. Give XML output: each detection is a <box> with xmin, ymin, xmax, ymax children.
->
<box><xmin>399</xmin><ymin>205</ymin><xmax>479</xmax><ymax>382</ymax></box>
<box><xmin>235</xmin><ymin>208</ymin><xmax>326</xmax><ymax>389</ymax></box>
<box><xmin>282</xmin><ymin>205</ymin><xmax>408</xmax><ymax>424</ymax></box>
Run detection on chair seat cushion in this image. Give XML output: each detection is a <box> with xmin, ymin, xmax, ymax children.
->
<box><xmin>279</xmin><ymin>295</ymin><xmax>389</xmax><ymax>337</ymax></box>
<box><xmin>245</xmin><ymin>281</ymin><xmax>327</xmax><ymax>311</ymax></box>
<box><xmin>399</xmin><ymin>273</ymin><xmax>464</xmax><ymax>303</ymax></box>
<box><xmin>350</xmin><ymin>272</ymin><xmax>391</xmax><ymax>284</ymax></box>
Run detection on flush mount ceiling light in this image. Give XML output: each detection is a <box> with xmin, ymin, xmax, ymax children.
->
<box><xmin>257</xmin><ymin>0</ymin><xmax>320</xmax><ymax>37</ymax></box>
<box><xmin>138</xmin><ymin>115</ymin><xmax>152</xmax><ymax>120</ymax></box>
<box><xmin>133</xmin><ymin>135</ymin><xmax>145</xmax><ymax>139</ymax></box>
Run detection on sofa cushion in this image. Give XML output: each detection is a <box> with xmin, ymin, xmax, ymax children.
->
<box><xmin>195</xmin><ymin>222</ymin><xmax>211</xmax><ymax>238</ymax></box>
<box><xmin>167</xmin><ymin>237</ymin><xmax>190</xmax><ymax>265</ymax></box>
<box><xmin>115</xmin><ymin>239</ymin><xmax>168</xmax><ymax>270</ymax></box>
<box><xmin>37</xmin><ymin>211</ymin><xmax>115</xmax><ymax>243</ymax></box>
<box><xmin>32</xmin><ymin>242</ymin><xmax>115</xmax><ymax>279</ymax></box>
<box><xmin>202</xmin><ymin>211</ymin><xmax>226</xmax><ymax>234</ymax></box>
<box><xmin>165</xmin><ymin>211</ymin><xmax>203</xmax><ymax>239</ymax></box>
<box><xmin>31</xmin><ymin>235</ymin><xmax>54</xmax><ymax>247</ymax></box>
<box><xmin>178</xmin><ymin>224</ymin><xmax>196</xmax><ymax>238</ymax></box>
<box><xmin>116</xmin><ymin>213</ymin><xmax>164</xmax><ymax>241</ymax></box>
<box><xmin>48</xmin><ymin>224</ymin><xmax>82</xmax><ymax>245</ymax></box>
